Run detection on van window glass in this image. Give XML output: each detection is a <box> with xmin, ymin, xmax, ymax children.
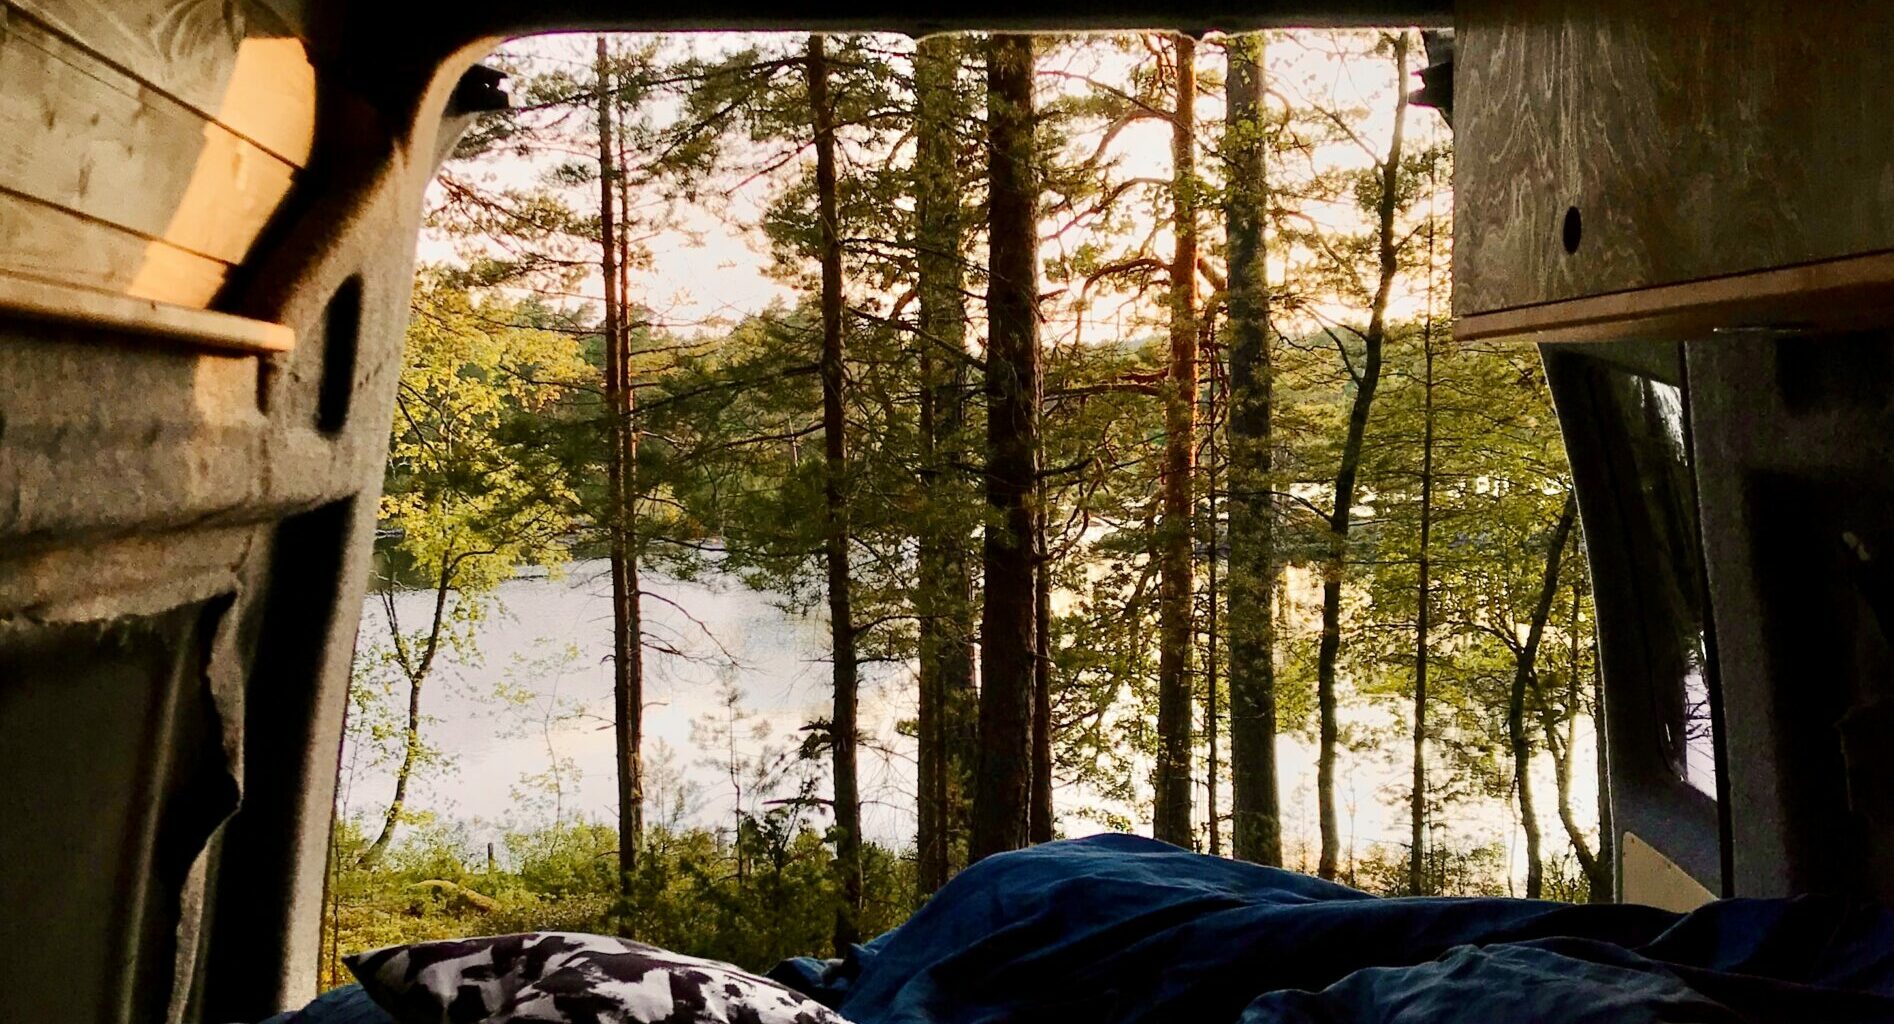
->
<box><xmin>1603</xmin><ymin>370</ymin><xmax>1718</xmax><ymax>798</ymax></box>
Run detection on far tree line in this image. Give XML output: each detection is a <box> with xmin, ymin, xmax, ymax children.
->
<box><xmin>347</xmin><ymin>28</ymin><xmax>1612</xmax><ymax>957</ymax></box>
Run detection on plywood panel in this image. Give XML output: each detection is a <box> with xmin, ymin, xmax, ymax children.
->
<box><xmin>1622</xmin><ymin>831</ymin><xmax>1716</xmax><ymax>912</ymax></box>
<box><xmin>0</xmin><ymin>192</ymin><xmax>227</xmax><ymax>306</ymax></box>
<box><xmin>1455</xmin><ymin>0</ymin><xmax>1894</xmax><ymax>317</ymax></box>
<box><xmin>207</xmin><ymin>33</ymin><xmax>319</xmax><ymax>166</ymax></box>
<box><xmin>0</xmin><ymin>13</ymin><xmax>297</xmax><ymax>268</ymax></box>
<box><xmin>9</xmin><ymin>0</ymin><xmax>317</xmax><ymax>165</ymax></box>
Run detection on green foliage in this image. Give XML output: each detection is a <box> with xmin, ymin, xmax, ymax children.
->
<box><xmin>1349</xmin><ymin>839</ymin><xmax>1514</xmax><ymax>899</ymax></box>
<box><xmin>320</xmin><ymin>818</ymin><xmax>914</xmax><ymax>992</ymax></box>
<box><xmin>345</xmin><ymin>273</ymin><xmax>594</xmax><ymax>859</ymax></box>
<box><xmin>382</xmin><ymin>274</ymin><xmax>590</xmax><ymax>599</ymax></box>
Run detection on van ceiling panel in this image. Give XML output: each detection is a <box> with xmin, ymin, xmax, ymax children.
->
<box><xmin>326</xmin><ymin>0</ymin><xmax>1452</xmax><ymax>38</ymax></box>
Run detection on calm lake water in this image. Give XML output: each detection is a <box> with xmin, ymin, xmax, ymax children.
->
<box><xmin>340</xmin><ymin>558</ymin><xmax>1593</xmax><ymax>878</ymax></box>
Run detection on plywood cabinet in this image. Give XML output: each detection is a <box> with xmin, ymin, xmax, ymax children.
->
<box><xmin>1455</xmin><ymin>0</ymin><xmax>1894</xmax><ymax>330</ymax></box>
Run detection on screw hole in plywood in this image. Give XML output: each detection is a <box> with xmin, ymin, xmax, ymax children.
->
<box><xmin>1562</xmin><ymin>206</ymin><xmax>1582</xmax><ymax>254</ymax></box>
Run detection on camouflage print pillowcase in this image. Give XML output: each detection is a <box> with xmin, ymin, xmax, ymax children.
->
<box><xmin>346</xmin><ymin>931</ymin><xmax>852</xmax><ymax>1024</ymax></box>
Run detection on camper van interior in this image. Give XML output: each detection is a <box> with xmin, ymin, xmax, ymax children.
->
<box><xmin>3</xmin><ymin>1</ymin><xmax>1894</xmax><ymax>1021</ymax></box>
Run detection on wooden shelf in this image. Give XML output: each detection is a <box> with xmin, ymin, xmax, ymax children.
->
<box><xmin>1456</xmin><ymin>250</ymin><xmax>1894</xmax><ymax>346</ymax></box>
<box><xmin>0</xmin><ymin>272</ymin><xmax>293</xmax><ymax>355</ymax></box>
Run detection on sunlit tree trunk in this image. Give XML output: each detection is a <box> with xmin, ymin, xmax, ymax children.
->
<box><xmin>360</xmin><ymin>569</ymin><xmax>454</xmax><ymax>867</ymax></box>
<box><xmin>1031</xmin><ymin>487</ymin><xmax>1054</xmax><ymax>844</ymax></box>
<box><xmin>1510</xmin><ymin>493</ymin><xmax>1578</xmax><ymax>900</ymax></box>
<box><xmin>1223</xmin><ymin>32</ymin><xmax>1281</xmax><ymax>867</ymax></box>
<box><xmin>1315</xmin><ymin>33</ymin><xmax>1408</xmax><ymax>880</ymax></box>
<box><xmin>1547</xmin><ymin>583</ymin><xmax>1610</xmax><ymax>901</ymax></box>
<box><xmin>594</xmin><ymin>36</ymin><xmax>644</xmax><ymax>898</ymax></box>
<box><xmin>807</xmin><ymin>34</ymin><xmax>862</xmax><ymax>950</ymax></box>
<box><xmin>612</xmin><ymin>84</ymin><xmax>647</xmax><ymax>881</ymax></box>
<box><xmin>1205</xmin><ymin>357</ymin><xmax>1223</xmax><ymax>857</ymax></box>
<box><xmin>1408</xmin><ymin>285</ymin><xmax>1436</xmax><ymax>895</ymax></box>
<box><xmin>971</xmin><ymin>33</ymin><xmax>1040</xmax><ymax>863</ymax></box>
<box><xmin>914</xmin><ymin>34</ymin><xmax>976</xmax><ymax>895</ymax></box>
<box><xmin>1153</xmin><ymin>31</ymin><xmax>1200</xmax><ymax>850</ymax></box>
<box><xmin>617</xmin><ymin>160</ymin><xmax>646</xmax><ymax>893</ymax></box>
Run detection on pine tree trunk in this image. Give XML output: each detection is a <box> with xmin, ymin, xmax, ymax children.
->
<box><xmin>807</xmin><ymin>34</ymin><xmax>862</xmax><ymax>951</ymax></box>
<box><xmin>617</xmin><ymin>264</ymin><xmax>646</xmax><ymax>878</ymax></box>
<box><xmin>917</xmin><ymin>344</ymin><xmax>950</xmax><ymax>890</ymax></box>
<box><xmin>947</xmin><ymin>587</ymin><xmax>978</xmax><ymax>864</ymax></box>
<box><xmin>1315</xmin><ymin>33</ymin><xmax>1407</xmax><ymax>880</ymax></box>
<box><xmin>616</xmin><ymin>138</ymin><xmax>645</xmax><ymax>872</ymax></box>
<box><xmin>1153</xmin><ymin>31</ymin><xmax>1200</xmax><ymax>850</ymax></box>
<box><xmin>1223</xmin><ymin>32</ymin><xmax>1282</xmax><ymax>867</ymax></box>
<box><xmin>971</xmin><ymin>33</ymin><xmax>1040</xmax><ymax>863</ymax></box>
<box><xmin>1031</xmin><ymin>489</ymin><xmax>1054</xmax><ymax>844</ymax></box>
<box><xmin>913</xmin><ymin>34</ymin><xmax>975</xmax><ymax>896</ymax></box>
<box><xmin>594</xmin><ymin>36</ymin><xmax>643</xmax><ymax>898</ymax></box>
<box><xmin>1409</xmin><ymin>306</ymin><xmax>1436</xmax><ymax>895</ymax></box>
<box><xmin>1510</xmin><ymin>493</ymin><xmax>1577</xmax><ymax>900</ymax></box>
<box><xmin>1205</xmin><ymin>364</ymin><xmax>1222</xmax><ymax>858</ymax></box>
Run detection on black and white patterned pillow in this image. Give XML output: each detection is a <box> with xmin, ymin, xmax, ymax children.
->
<box><xmin>345</xmin><ymin>931</ymin><xmax>852</xmax><ymax>1024</ymax></box>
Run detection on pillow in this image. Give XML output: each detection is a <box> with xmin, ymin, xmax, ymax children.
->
<box><xmin>345</xmin><ymin>931</ymin><xmax>852</xmax><ymax>1024</ymax></box>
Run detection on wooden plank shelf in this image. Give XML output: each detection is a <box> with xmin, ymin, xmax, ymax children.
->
<box><xmin>0</xmin><ymin>272</ymin><xmax>293</xmax><ymax>354</ymax></box>
<box><xmin>1455</xmin><ymin>250</ymin><xmax>1894</xmax><ymax>346</ymax></box>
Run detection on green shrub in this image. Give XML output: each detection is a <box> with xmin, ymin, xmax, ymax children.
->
<box><xmin>318</xmin><ymin>813</ymin><xmax>915</xmax><ymax>990</ymax></box>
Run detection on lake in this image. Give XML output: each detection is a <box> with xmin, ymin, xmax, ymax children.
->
<box><xmin>339</xmin><ymin>558</ymin><xmax>1593</xmax><ymax>882</ymax></box>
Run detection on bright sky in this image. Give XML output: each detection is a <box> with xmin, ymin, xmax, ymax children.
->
<box><xmin>418</xmin><ymin>30</ymin><xmax>1451</xmax><ymax>339</ymax></box>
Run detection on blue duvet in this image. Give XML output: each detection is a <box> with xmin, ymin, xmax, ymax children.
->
<box><xmin>772</xmin><ymin>833</ymin><xmax>1894</xmax><ymax>1023</ymax></box>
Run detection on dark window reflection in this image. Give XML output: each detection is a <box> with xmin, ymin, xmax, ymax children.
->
<box><xmin>1601</xmin><ymin>371</ymin><xmax>1718</xmax><ymax>799</ymax></box>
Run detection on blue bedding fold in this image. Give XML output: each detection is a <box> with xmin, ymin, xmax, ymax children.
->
<box><xmin>256</xmin><ymin>983</ymin><xmax>394</xmax><ymax>1024</ymax></box>
<box><xmin>772</xmin><ymin>833</ymin><xmax>1894</xmax><ymax>1024</ymax></box>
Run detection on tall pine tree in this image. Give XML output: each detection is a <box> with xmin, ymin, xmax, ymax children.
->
<box><xmin>972</xmin><ymin>33</ymin><xmax>1041</xmax><ymax>862</ymax></box>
